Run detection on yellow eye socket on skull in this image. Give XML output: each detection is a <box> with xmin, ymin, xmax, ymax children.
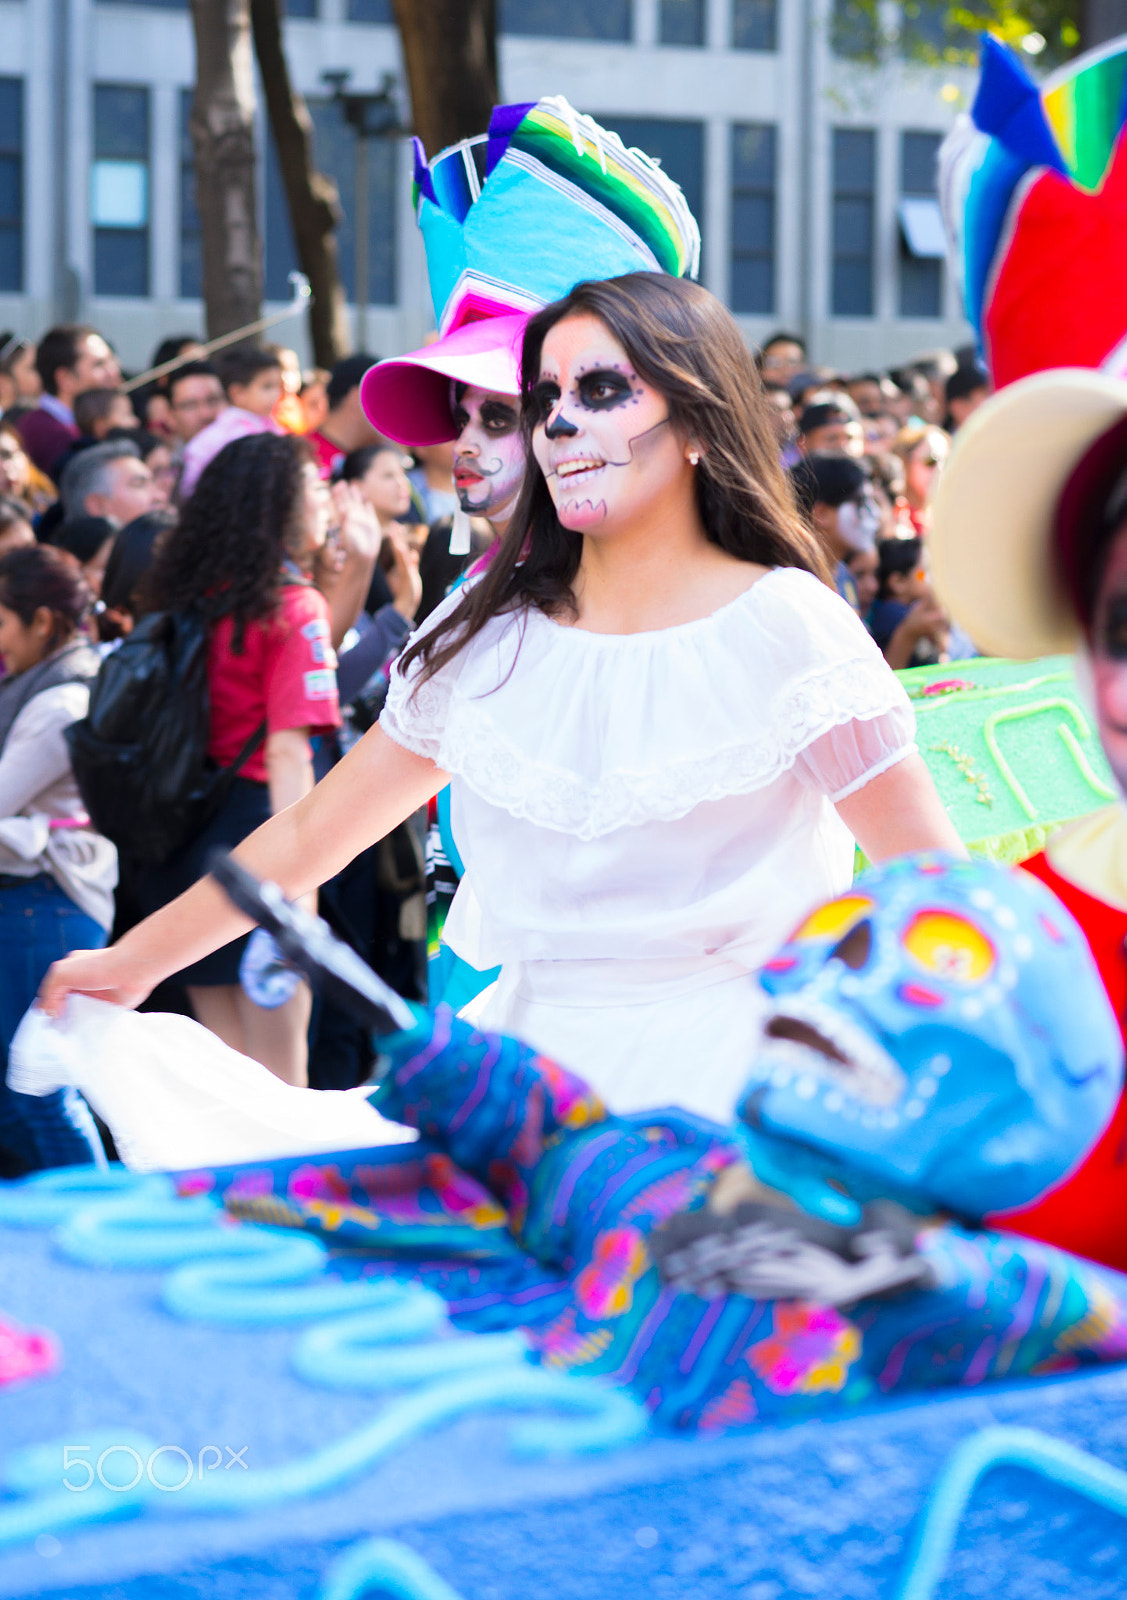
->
<box><xmin>792</xmin><ymin>895</ymin><xmax>875</xmax><ymax>944</ymax></box>
<box><xmin>903</xmin><ymin>910</ymin><xmax>996</xmax><ymax>984</ymax></box>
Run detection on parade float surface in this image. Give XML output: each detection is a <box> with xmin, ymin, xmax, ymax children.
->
<box><xmin>900</xmin><ymin>655</ymin><xmax>1116</xmax><ymax>862</ymax></box>
<box><xmin>3</xmin><ymin>1170</ymin><xmax>1127</xmax><ymax>1600</ymax></box>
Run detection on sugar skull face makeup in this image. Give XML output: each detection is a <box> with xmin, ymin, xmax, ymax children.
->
<box><xmin>451</xmin><ymin>385</ymin><xmax>526</xmax><ymax>530</ymax></box>
<box><xmin>530</xmin><ymin>313</ymin><xmax>689</xmax><ymax>534</ymax></box>
<box><xmin>1088</xmin><ymin>520</ymin><xmax>1127</xmax><ymax>796</ymax></box>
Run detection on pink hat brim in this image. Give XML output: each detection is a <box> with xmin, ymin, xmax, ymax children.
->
<box><xmin>360</xmin><ymin>313</ymin><xmax>528</xmax><ymax>447</ymax></box>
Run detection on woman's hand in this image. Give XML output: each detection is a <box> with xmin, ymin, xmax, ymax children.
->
<box><xmin>332</xmin><ymin>481</ymin><xmax>382</xmax><ymax>563</ymax></box>
<box><xmin>38</xmin><ymin>944</ymin><xmax>156</xmax><ymax>1019</ymax></box>
<box><xmin>318</xmin><ymin>483</ymin><xmax>382</xmax><ymax>648</ymax></box>
<box><xmin>384</xmin><ymin>523</ymin><xmax>422</xmax><ymax>620</ymax></box>
<box><xmin>40</xmin><ymin>729</ymin><xmax>445</xmax><ymax>1020</ymax></box>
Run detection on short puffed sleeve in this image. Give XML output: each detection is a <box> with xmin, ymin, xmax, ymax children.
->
<box><xmin>378</xmin><ymin>585</ymin><xmax>470</xmax><ymax>764</ymax></box>
<box><xmin>792</xmin><ymin>704</ymin><xmax>917</xmax><ymax>801</ymax></box>
<box><xmin>770</xmin><ymin>571</ymin><xmax>917</xmax><ymax>800</ymax></box>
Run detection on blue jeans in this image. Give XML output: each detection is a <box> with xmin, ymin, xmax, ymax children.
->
<box><xmin>0</xmin><ymin>875</ymin><xmax>107</xmax><ymax>1175</ymax></box>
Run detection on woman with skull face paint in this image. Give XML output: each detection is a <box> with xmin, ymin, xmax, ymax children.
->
<box><xmin>381</xmin><ymin>275</ymin><xmax>959</xmax><ymax>1120</ymax></box>
<box><xmin>37</xmin><ymin>274</ymin><xmax>961</xmax><ymax>1131</ymax></box>
<box><xmin>931</xmin><ymin>371</ymin><xmax>1127</xmax><ymax>1272</ymax></box>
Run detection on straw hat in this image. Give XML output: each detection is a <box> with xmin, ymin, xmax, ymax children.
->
<box><xmin>930</xmin><ymin>369</ymin><xmax>1127</xmax><ymax>658</ymax></box>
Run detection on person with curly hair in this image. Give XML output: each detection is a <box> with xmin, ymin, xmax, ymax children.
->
<box><xmin>132</xmin><ymin>432</ymin><xmax>341</xmax><ymax>1085</ymax></box>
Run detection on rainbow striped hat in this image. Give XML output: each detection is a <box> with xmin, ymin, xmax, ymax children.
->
<box><xmin>362</xmin><ymin>96</ymin><xmax>701</xmax><ymax>446</ymax></box>
<box><xmin>940</xmin><ymin>34</ymin><xmax>1127</xmax><ymax>389</ymax></box>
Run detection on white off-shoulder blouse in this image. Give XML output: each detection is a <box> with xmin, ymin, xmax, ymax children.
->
<box><xmin>381</xmin><ymin>566</ymin><xmax>916</xmax><ymax>1118</ymax></box>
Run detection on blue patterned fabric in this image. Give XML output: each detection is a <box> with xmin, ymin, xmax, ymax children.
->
<box><xmin>200</xmin><ymin>1009</ymin><xmax>1127</xmax><ymax>1434</ymax></box>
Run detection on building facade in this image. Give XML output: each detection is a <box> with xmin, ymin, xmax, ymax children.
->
<box><xmin>0</xmin><ymin>0</ymin><xmax>975</xmax><ymax>372</ymax></box>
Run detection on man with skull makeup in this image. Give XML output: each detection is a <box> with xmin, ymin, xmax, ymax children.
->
<box><xmin>930</xmin><ymin>34</ymin><xmax>1127</xmax><ymax>1271</ymax></box>
<box><xmin>366</xmin><ymin>343</ymin><xmax>527</xmax><ymax>1015</ymax></box>
<box><xmin>359</xmin><ymin>187</ymin><xmax>533</xmax><ymax>1017</ymax></box>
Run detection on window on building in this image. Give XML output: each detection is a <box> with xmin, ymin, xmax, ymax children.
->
<box><xmin>179</xmin><ymin>90</ymin><xmax>201</xmax><ymax>300</ymax></box>
<box><xmin>899</xmin><ymin>129</ymin><xmax>944</xmax><ymax>317</ymax></box>
<box><xmin>93</xmin><ymin>84</ymin><xmax>150</xmax><ymax>297</ymax></box>
<box><xmin>597</xmin><ymin>115</ymin><xmax>705</xmax><ymax>271</ymax></box>
<box><xmin>347</xmin><ymin>0</ymin><xmax>393</xmax><ymax>18</ymax></box>
<box><xmin>660</xmin><ymin>0</ymin><xmax>704</xmax><ymax>44</ymax></box>
<box><xmin>500</xmin><ymin>0</ymin><xmax>632</xmax><ymax>39</ymax></box>
<box><xmin>732</xmin><ymin>0</ymin><xmax>777</xmax><ymax>50</ymax></box>
<box><xmin>831</xmin><ymin>127</ymin><xmax>875</xmax><ymax>317</ymax></box>
<box><xmin>265</xmin><ymin>97</ymin><xmax>397</xmax><ymax>306</ymax></box>
<box><xmin>0</xmin><ymin>79</ymin><xmax>22</xmax><ymax>294</ymax></box>
<box><xmin>93</xmin><ymin>0</ymin><xmax>321</xmax><ymax>11</ymax></box>
<box><xmin>831</xmin><ymin>0</ymin><xmax>879</xmax><ymax>58</ymax></box>
<box><xmin>730</xmin><ymin>122</ymin><xmax>775</xmax><ymax>314</ymax></box>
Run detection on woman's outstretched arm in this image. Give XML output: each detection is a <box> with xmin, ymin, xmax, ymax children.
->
<box><xmin>38</xmin><ymin>728</ymin><xmax>445</xmax><ymax>1016</ymax></box>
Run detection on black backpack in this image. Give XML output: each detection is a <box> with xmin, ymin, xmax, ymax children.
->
<box><xmin>66</xmin><ymin>610</ymin><xmax>265</xmax><ymax>866</ymax></box>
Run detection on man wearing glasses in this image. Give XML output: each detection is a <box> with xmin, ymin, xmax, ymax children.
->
<box><xmin>167</xmin><ymin>362</ymin><xmax>227</xmax><ymax>503</ymax></box>
<box><xmin>167</xmin><ymin>362</ymin><xmax>227</xmax><ymax>448</ymax></box>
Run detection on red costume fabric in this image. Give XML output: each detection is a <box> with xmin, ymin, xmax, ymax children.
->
<box><xmin>999</xmin><ymin>852</ymin><xmax>1127</xmax><ymax>1270</ymax></box>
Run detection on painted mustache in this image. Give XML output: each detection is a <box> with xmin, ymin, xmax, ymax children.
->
<box><xmin>454</xmin><ymin>454</ymin><xmax>508</xmax><ymax>481</ymax></box>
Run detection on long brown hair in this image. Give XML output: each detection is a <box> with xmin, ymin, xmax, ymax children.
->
<box><xmin>399</xmin><ymin>273</ymin><xmax>829</xmax><ymax>687</ymax></box>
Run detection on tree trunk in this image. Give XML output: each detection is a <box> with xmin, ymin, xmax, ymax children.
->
<box><xmin>250</xmin><ymin>0</ymin><xmax>351</xmax><ymax>367</ymax></box>
<box><xmin>390</xmin><ymin>0</ymin><xmax>499</xmax><ymax>158</ymax></box>
<box><xmin>188</xmin><ymin>0</ymin><xmax>263</xmax><ymax>341</ymax></box>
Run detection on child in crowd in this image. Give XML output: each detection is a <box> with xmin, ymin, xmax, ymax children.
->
<box><xmin>869</xmin><ymin>537</ymin><xmax>949</xmax><ymax>669</ymax></box>
<box><xmin>72</xmin><ymin>388</ymin><xmax>137</xmax><ymax>442</ymax></box>
<box><xmin>178</xmin><ymin>347</ymin><xmax>284</xmax><ymax>501</ymax></box>
<box><xmin>845</xmin><ymin>545</ymin><xmax>878</xmax><ymax>618</ymax></box>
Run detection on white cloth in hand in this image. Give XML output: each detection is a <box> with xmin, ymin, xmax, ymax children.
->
<box><xmin>9</xmin><ymin>997</ymin><xmax>414</xmax><ymax>1172</ymax></box>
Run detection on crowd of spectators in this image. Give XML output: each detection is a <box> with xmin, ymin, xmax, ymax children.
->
<box><xmin>757</xmin><ymin>329</ymin><xmax>990</xmax><ymax>669</ymax></box>
<box><xmin>0</xmin><ymin>313</ymin><xmax>986</xmax><ymax>1170</ymax></box>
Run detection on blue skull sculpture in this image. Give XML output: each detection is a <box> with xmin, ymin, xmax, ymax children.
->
<box><xmin>736</xmin><ymin>854</ymin><xmax>1123</xmax><ymax>1225</ymax></box>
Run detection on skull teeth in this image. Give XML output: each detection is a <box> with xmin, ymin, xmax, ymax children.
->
<box><xmin>757</xmin><ymin>998</ymin><xmax>906</xmax><ymax>1109</ymax></box>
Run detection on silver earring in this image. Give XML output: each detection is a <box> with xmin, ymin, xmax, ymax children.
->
<box><xmin>688</xmin><ymin>450</ymin><xmax>700</xmax><ymax>466</ymax></box>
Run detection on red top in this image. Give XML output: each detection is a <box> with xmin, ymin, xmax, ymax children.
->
<box><xmin>306</xmin><ymin>429</ymin><xmax>345</xmax><ymax>480</ymax></box>
<box><xmin>207</xmin><ymin>582</ymin><xmax>341</xmax><ymax>785</ymax></box>
<box><xmin>997</xmin><ymin>852</ymin><xmax>1127</xmax><ymax>1271</ymax></box>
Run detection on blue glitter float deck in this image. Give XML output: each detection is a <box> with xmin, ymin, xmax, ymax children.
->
<box><xmin>3</xmin><ymin>1203</ymin><xmax>1127</xmax><ymax>1599</ymax></box>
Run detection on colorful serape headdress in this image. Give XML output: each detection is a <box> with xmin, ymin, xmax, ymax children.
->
<box><xmin>361</xmin><ymin>96</ymin><xmax>701</xmax><ymax>446</ymax></box>
<box><xmin>940</xmin><ymin>34</ymin><xmax>1127</xmax><ymax>389</ymax></box>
